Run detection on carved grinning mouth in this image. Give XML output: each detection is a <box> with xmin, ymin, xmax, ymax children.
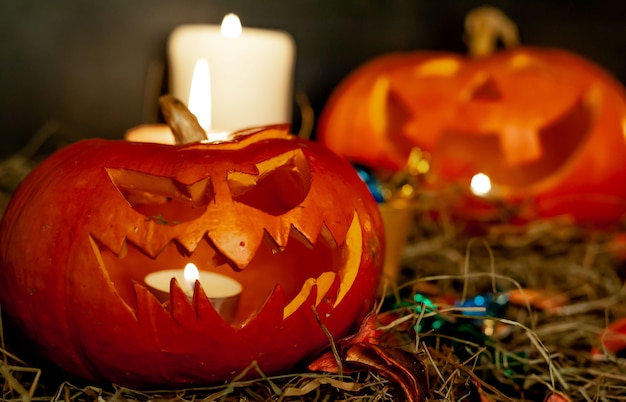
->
<box><xmin>376</xmin><ymin>54</ymin><xmax>596</xmax><ymax>188</ymax></box>
<box><xmin>433</xmin><ymin>77</ymin><xmax>595</xmax><ymax>187</ymax></box>
<box><xmin>90</xmin><ymin>216</ymin><xmax>362</xmax><ymax>326</ymax></box>
<box><xmin>88</xmin><ymin>149</ymin><xmax>362</xmax><ymax>326</ymax></box>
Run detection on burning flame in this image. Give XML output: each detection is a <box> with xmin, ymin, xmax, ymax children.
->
<box><xmin>470</xmin><ymin>173</ymin><xmax>492</xmax><ymax>196</ymax></box>
<box><xmin>187</xmin><ymin>58</ymin><xmax>232</xmax><ymax>142</ymax></box>
<box><xmin>187</xmin><ymin>14</ymin><xmax>243</xmax><ymax>143</ymax></box>
<box><xmin>183</xmin><ymin>262</ymin><xmax>200</xmax><ymax>294</ymax></box>
<box><xmin>188</xmin><ymin>59</ymin><xmax>211</xmax><ymax>131</ymax></box>
<box><xmin>221</xmin><ymin>13</ymin><xmax>243</xmax><ymax>38</ymax></box>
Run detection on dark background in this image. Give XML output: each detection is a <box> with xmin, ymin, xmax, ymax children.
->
<box><xmin>1</xmin><ymin>0</ymin><xmax>624</xmax><ymax>155</ymax></box>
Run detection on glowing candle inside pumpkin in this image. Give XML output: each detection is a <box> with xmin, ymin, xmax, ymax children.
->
<box><xmin>470</xmin><ymin>172</ymin><xmax>492</xmax><ymax>196</ymax></box>
<box><xmin>183</xmin><ymin>262</ymin><xmax>202</xmax><ymax>294</ymax></box>
<box><xmin>144</xmin><ymin>263</ymin><xmax>242</xmax><ymax>321</ymax></box>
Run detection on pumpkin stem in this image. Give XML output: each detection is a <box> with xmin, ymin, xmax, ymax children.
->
<box><xmin>158</xmin><ymin>94</ymin><xmax>208</xmax><ymax>144</ymax></box>
<box><xmin>464</xmin><ymin>6</ymin><xmax>520</xmax><ymax>57</ymax></box>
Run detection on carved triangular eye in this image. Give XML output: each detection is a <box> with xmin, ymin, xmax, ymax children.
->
<box><xmin>107</xmin><ymin>168</ymin><xmax>213</xmax><ymax>224</ymax></box>
<box><xmin>470</xmin><ymin>76</ymin><xmax>502</xmax><ymax>101</ymax></box>
<box><xmin>227</xmin><ymin>149</ymin><xmax>311</xmax><ymax>216</ymax></box>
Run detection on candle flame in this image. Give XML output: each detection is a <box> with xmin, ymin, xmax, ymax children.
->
<box><xmin>183</xmin><ymin>262</ymin><xmax>200</xmax><ymax>294</ymax></box>
<box><xmin>470</xmin><ymin>173</ymin><xmax>492</xmax><ymax>196</ymax></box>
<box><xmin>221</xmin><ymin>13</ymin><xmax>242</xmax><ymax>38</ymax></box>
<box><xmin>188</xmin><ymin>58</ymin><xmax>211</xmax><ymax>131</ymax></box>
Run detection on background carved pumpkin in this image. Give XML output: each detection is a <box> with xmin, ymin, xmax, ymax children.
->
<box><xmin>317</xmin><ymin>7</ymin><xmax>626</xmax><ymax>226</ymax></box>
<box><xmin>0</xmin><ymin>123</ymin><xmax>383</xmax><ymax>387</ymax></box>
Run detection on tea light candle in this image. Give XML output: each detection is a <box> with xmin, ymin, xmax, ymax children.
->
<box><xmin>125</xmin><ymin>124</ymin><xmax>176</xmax><ymax>144</ymax></box>
<box><xmin>144</xmin><ymin>263</ymin><xmax>242</xmax><ymax>321</ymax></box>
<box><xmin>168</xmin><ymin>13</ymin><xmax>295</xmax><ymax>133</ymax></box>
<box><xmin>470</xmin><ymin>172</ymin><xmax>492</xmax><ymax>196</ymax></box>
<box><xmin>469</xmin><ymin>172</ymin><xmax>507</xmax><ymax>199</ymax></box>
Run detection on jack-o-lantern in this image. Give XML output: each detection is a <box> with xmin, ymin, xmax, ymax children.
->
<box><xmin>0</xmin><ymin>99</ymin><xmax>383</xmax><ymax>387</ymax></box>
<box><xmin>318</xmin><ymin>7</ymin><xmax>626</xmax><ymax>225</ymax></box>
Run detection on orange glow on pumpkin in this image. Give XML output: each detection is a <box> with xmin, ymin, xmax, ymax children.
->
<box><xmin>318</xmin><ymin>8</ymin><xmax>626</xmax><ymax>226</ymax></box>
<box><xmin>0</xmin><ymin>124</ymin><xmax>384</xmax><ymax>387</ymax></box>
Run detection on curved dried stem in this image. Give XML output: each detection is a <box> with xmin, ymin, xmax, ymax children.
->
<box><xmin>158</xmin><ymin>94</ymin><xmax>208</xmax><ymax>144</ymax></box>
<box><xmin>465</xmin><ymin>6</ymin><xmax>520</xmax><ymax>57</ymax></box>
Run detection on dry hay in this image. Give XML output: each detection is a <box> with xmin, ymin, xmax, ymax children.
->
<box><xmin>2</xmin><ymin>128</ymin><xmax>626</xmax><ymax>401</ymax></box>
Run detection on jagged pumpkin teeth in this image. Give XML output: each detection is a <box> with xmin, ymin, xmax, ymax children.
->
<box><xmin>263</xmin><ymin>231</ymin><xmax>284</xmax><ymax>254</ymax></box>
<box><xmin>92</xmin><ymin>211</ymin><xmax>358</xmax><ymax>320</ymax></box>
<box><xmin>117</xmin><ymin>238</ymin><xmax>128</xmax><ymax>259</ymax></box>
<box><xmin>0</xmin><ymin>118</ymin><xmax>383</xmax><ymax>387</ymax></box>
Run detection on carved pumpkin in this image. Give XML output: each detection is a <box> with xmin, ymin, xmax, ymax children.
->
<box><xmin>0</xmin><ymin>119</ymin><xmax>383</xmax><ymax>387</ymax></box>
<box><xmin>318</xmin><ymin>7</ymin><xmax>626</xmax><ymax>225</ymax></box>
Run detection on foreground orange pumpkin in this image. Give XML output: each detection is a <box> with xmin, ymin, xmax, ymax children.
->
<box><xmin>0</xmin><ymin>122</ymin><xmax>383</xmax><ymax>387</ymax></box>
<box><xmin>318</xmin><ymin>7</ymin><xmax>626</xmax><ymax>225</ymax></box>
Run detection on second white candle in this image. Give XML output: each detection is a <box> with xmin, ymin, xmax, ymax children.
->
<box><xmin>168</xmin><ymin>14</ymin><xmax>296</xmax><ymax>133</ymax></box>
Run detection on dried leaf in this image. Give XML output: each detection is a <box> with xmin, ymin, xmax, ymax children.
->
<box><xmin>346</xmin><ymin>343</ymin><xmax>427</xmax><ymax>402</ymax></box>
<box><xmin>308</xmin><ymin>310</ymin><xmax>428</xmax><ymax>402</ymax></box>
<box><xmin>597</xmin><ymin>317</ymin><xmax>626</xmax><ymax>354</ymax></box>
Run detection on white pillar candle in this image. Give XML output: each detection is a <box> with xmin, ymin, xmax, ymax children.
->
<box><xmin>168</xmin><ymin>13</ymin><xmax>295</xmax><ymax>133</ymax></box>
